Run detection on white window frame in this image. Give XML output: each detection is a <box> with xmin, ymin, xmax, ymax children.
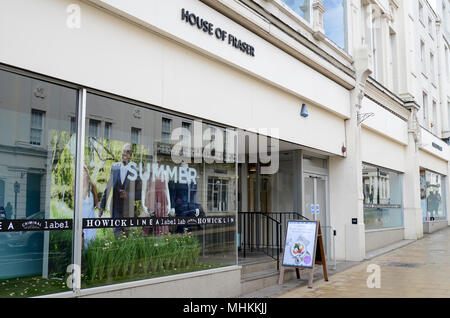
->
<box><xmin>274</xmin><ymin>0</ymin><xmax>313</xmax><ymax>27</ymax></box>
<box><xmin>30</xmin><ymin>109</ymin><xmax>45</xmax><ymax>146</ymax></box>
<box><xmin>131</xmin><ymin>127</ymin><xmax>141</xmax><ymax>145</ymax></box>
<box><xmin>161</xmin><ymin>117</ymin><xmax>172</xmax><ymax>143</ymax></box>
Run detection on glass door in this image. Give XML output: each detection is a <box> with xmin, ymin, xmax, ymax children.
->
<box><xmin>304</xmin><ymin>173</ymin><xmax>330</xmax><ymax>259</ymax></box>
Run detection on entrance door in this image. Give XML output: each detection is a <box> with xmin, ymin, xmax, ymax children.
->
<box><xmin>304</xmin><ymin>173</ymin><xmax>330</xmax><ymax>259</ymax></box>
<box><xmin>26</xmin><ymin>173</ymin><xmax>41</xmax><ymax>218</ymax></box>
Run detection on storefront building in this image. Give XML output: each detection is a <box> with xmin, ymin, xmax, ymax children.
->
<box><xmin>0</xmin><ymin>0</ymin><xmax>448</xmax><ymax>298</ymax></box>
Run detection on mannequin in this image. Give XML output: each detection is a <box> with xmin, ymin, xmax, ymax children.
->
<box><xmin>142</xmin><ymin>169</ymin><xmax>174</xmax><ymax>236</ymax></box>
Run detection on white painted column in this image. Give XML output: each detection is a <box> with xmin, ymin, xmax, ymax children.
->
<box><xmin>436</xmin><ymin>21</ymin><xmax>450</xmax><ymax>136</ymax></box>
<box><xmin>403</xmin><ymin>107</ymin><xmax>424</xmax><ymax>240</ymax></box>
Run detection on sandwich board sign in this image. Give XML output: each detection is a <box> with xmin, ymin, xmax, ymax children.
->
<box><xmin>278</xmin><ymin>220</ymin><xmax>328</xmax><ymax>288</ymax></box>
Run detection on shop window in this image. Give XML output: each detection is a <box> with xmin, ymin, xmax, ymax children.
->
<box><xmin>362</xmin><ymin>163</ymin><xmax>403</xmax><ymax>230</ymax></box>
<box><xmin>81</xmin><ymin>93</ymin><xmax>237</xmax><ymax>290</ymax></box>
<box><xmin>421</xmin><ymin>170</ymin><xmax>447</xmax><ymax>221</ymax></box>
<box><xmin>0</xmin><ymin>69</ymin><xmax>77</xmax><ymax>297</ymax></box>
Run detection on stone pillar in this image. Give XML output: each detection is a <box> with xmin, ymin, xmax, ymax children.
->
<box><xmin>403</xmin><ymin>105</ymin><xmax>424</xmax><ymax>240</ymax></box>
<box><xmin>312</xmin><ymin>0</ymin><xmax>326</xmax><ymax>41</ymax></box>
<box><xmin>436</xmin><ymin>20</ymin><xmax>450</xmax><ymax>137</ymax></box>
<box><xmin>329</xmin><ymin>0</ymin><xmax>371</xmax><ymax>262</ymax></box>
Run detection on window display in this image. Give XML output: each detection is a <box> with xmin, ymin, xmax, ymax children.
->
<box><xmin>0</xmin><ymin>68</ymin><xmax>238</xmax><ymax>297</ymax></box>
<box><xmin>0</xmin><ymin>69</ymin><xmax>77</xmax><ymax>297</ymax></box>
<box><xmin>362</xmin><ymin>163</ymin><xmax>403</xmax><ymax>230</ymax></box>
<box><xmin>80</xmin><ymin>93</ymin><xmax>238</xmax><ymax>289</ymax></box>
<box><xmin>421</xmin><ymin>169</ymin><xmax>447</xmax><ymax>221</ymax></box>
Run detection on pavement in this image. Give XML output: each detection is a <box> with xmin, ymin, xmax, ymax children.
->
<box><xmin>278</xmin><ymin>227</ymin><xmax>450</xmax><ymax>298</ymax></box>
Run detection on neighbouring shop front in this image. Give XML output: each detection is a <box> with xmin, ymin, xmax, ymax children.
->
<box><xmin>421</xmin><ymin>169</ymin><xmax>448</xmax><ymax>233</ymax></box>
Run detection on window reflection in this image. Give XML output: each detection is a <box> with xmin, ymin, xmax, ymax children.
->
<box><xmin>323</xmin><ymin>0</ymin><xmax>347</xmax><ymax>50</ymax></box>
<box><xmin>421</xmin><ymin>170</ymin><xmax>447</xmax><ymax>221</ymax></box>
<box><xmin>362</xmin><ymin>164</ymin><xmax>403</xmax><ymax>230</ymax></box>
<box><xmin>80</xmin><ymin>93</ymin><xmax>237</xmax><ymax>289</ymax></box>
<box><xmin>0</xmin><ymin>69</ymin><xmax>77</xmax><ymax>297</ymax></box>
<box><xmin>282</xmin><ymin>0</ymin><xmax>311</xmax><ymax>23</ymax></box>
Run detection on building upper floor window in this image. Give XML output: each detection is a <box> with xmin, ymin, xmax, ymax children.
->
<box><xmin>281</xmin><ymin>0</ymin><xmax>311</xmax><ymax>23</ymax></box>
<box><xmin>70</xmin><ymin>116</ymin><xmax>76</xmax><ymax>135</ymax></box>
<box><xmin>423</xmin><ymin>91</ymin><xmax>429</xmax><ymax>127</ymax></box>
<box><xmin>419</xmin><ymin>1</ymin><xmax>424</xmax><ymax>24</ymax></box>
<box><xmin>430</xmin><ymin>52</ymin><xmax>435</xmax><ymax>83</ymax></box>
<box><xmin>131</xmin><ymin>127</ymin><xmax>141</xmax><ymax>145</ymax></box>
<box><xmin>30</xmin><ymin>109</ymin><xmax>45</xmax><ymax>146</ymax></box>
<box><xmin>281</xmin><ymin>0</ymin><xmax>348</xmax><ymax>51</ymax></box>
<box><xmin>323</xmin><ymin>0</ymin><xmax>348</xmax><ymax>51</ymax></box>
<box><xmin>420</xmin><ymin>40</ymin><xmax>426</xmax><ymax>74</ymax></box>
<box><xmin>182</xmin><ymin>121</ymin><xmax>191</xmax><ymax>136</ymax></box>
<box><xmin>432</xmin><ymin>100</ymin><xmax>437</xmax><ymax>135</ymax></box>
<box><xmin>446</xmin><ymin>45</ymin><xmax>450</xmax><ymax>82</ymax></box>
<box><xmin>88</xmin><ymin>119</ymin><xmax>100</xmax><ymax>138</ymax></box>
<box><xmin>428</xmin><ymin>16</ymin><xmax>433</xmax><ymax>36</ymax></box>
<box><xmin>161</xmin><ymin>117</ymin><xmax>172</xmax><ymax>143</ymax></box>
<box><xmin>104</xmin><ymin>122</ymin><xmax>112</xmax><ymax>141</ymax></box>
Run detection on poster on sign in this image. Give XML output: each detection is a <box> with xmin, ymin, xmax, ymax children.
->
<box><xmin>282</xmin><ymin>221</ymin><xmax>318</xmax><ymax>268</ymax></box>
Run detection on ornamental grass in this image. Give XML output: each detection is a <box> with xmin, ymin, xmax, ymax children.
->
<box><xmin>84</xmin><ymin>230</ymin><xmax>201</xmax><ymax>282</ymax></box>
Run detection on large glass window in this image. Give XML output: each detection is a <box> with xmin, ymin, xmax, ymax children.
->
<box><xmin>323</xmin><ymin>0</ymin><xmax>347</xmax><ymax>50</ymax></box>
<box><xmin>362</xmin><ymin>164</ymin><xmax>403</xmax><ymax>230</ymax></box>
<box><xmin>421</xmin><ymin>170</ymin><xmax>447</xmax><ymax>221</ymax></box>
<box><xmin>80</xmin><ymin>93</ymin><xmax>237</xmax><ymax>289</ymax></box>
<box><xmin>281</xmin><ymin>0</ymin><xmax>311</xmax><ymax>23</ymax></box>
<box><xmin>0</xmin><ymin>69</ymin><xmax>77</xmax><ymax>297</ymax></box>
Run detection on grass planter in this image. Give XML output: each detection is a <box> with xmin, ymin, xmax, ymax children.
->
<box><xmin>84</xmin><ymin>231</ymin><xmax>202</xmax><ymax>282</ymax></box>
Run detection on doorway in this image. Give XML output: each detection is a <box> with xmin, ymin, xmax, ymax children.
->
<box><xmin>304</xmin><ymin>173</ymin><xmax>328</xmax><ymax>225</ymax></box>
<box><xmin>303</xmin><ymin>172</ymin><xmax>331</xmax><ymax>260</ymax></box>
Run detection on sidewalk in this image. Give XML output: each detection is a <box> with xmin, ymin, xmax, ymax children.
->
<box><xmin>279</xmin><ymin>227</ymin><xmax>450</xmax><ymax>298</ymax></box>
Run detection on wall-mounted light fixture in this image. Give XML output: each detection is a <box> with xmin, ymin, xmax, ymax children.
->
<box><xmin>301</xmin><ymin>104</ymin><xmax>309</xmax><ymax>117</ymax></box>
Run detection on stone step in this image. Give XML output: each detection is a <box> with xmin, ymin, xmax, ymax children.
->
<box><xmin>241</xmin><ymin>268</ymin><xmax>298</xmax><ymax>295</ymax></box>
<box><xmin>240</xmin><ymin>259</ymin><xmax>279</xmax><ymax>275</ymax></box>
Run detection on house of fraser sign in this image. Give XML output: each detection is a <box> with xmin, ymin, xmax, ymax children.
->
<box><xmin>181</xmin><ymin>8</ymin><xmax>256</xmax><ymax>57</ymax></box>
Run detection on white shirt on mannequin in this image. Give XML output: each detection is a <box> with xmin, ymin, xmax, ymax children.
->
<box><xmin>120</xmin><ymin>163</ymin><xmax>128</xmax><ymax>184</ymax></box>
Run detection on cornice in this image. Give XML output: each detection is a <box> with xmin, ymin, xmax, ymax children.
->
<box><xmin>199</xmin><ymin>0</ymin><xmax>357</xmax><ymax>89</ymax></box>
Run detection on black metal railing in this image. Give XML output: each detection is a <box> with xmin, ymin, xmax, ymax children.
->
<box><xmin>238</xmin><ymin>212</ymin><xmax>310</xmax><ymax>270</ymax></box>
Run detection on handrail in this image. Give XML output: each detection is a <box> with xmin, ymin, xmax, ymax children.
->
<box><xmin>238</xmin><ymin>212</ymin><xmax>324</xmax><ymax>271</ymax></box>
<box><xmin>238</xmin><ymin>212</ymin><xmax>282</xmax><ymax>269</ymax></box>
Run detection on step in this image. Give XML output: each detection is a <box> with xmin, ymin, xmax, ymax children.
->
<box><xmin>241</xmin><ymin>268</ymin><xmax>298</xmax><ymax>295</ymax></box>
<box><xmin>240</xmin><ymin>259</ymin><xmax>279</xmax><ymax>275</ymax></box>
